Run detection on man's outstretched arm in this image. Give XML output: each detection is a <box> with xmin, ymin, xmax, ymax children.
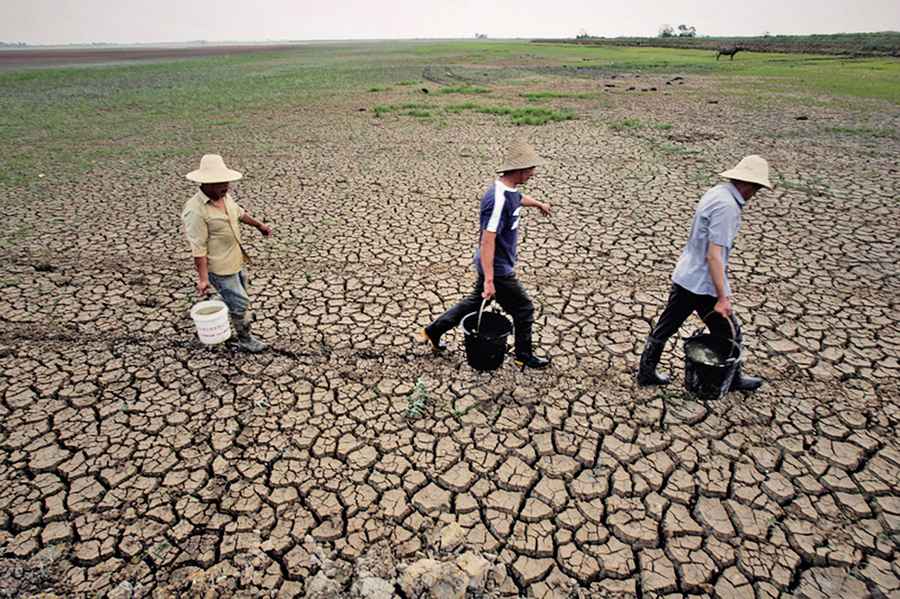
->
<box><xmin>522</xmin><ymin>194</ymin><xmax>551</xmax><ymax>216</ymax></box>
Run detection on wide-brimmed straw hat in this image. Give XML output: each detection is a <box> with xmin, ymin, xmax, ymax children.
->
<box><xmin>719</xmin><ymin>155</ymin><xmax>773</xmax><ymax>190</ymax></box>
<box><xmin>186</xmin><ymin>154</ymin><xmax>243</xmax><ymax>184</ymax></box>
<box><xmin>497</xmin><ymin>141</ymin><xmax>543</xmax><ymax>173</ymax></box>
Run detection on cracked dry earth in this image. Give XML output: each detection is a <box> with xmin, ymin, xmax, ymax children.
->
<box><xmin>1</xmin><ymin>68</ymin><xmax>899</xmax><ymax>598</ymax></box>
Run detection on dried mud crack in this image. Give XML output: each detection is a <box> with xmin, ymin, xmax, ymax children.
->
<box><xmin>0</xmin><ymin>57</ymin><xmax>898</xmax><ymax>599</ymax></box>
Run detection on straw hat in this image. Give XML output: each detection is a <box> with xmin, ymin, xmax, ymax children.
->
<box><xmin>185</xmin><ymin>154</ymin><xmax>243</xmax><ymax>184</ymax></box>
<box><xmin>497</xmin><ymin>141</ymin><xmax>543</xmax><ymax>173</ymax></box>
<box><xmin>719</xmin><ymin>155</ymin><xmax>773</xmax><ymax>190</ymax></box>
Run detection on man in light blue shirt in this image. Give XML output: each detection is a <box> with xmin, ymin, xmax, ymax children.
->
<box><xmin>637</xmin><ymin>156</ymin><xmax>773</xmax><ymax>391</ymax></box>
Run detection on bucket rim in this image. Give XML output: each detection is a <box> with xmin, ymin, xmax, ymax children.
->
<box><xmin>684</xmin><ymin>334</ymin><xmax>742</xmax><ymax>365</ymax></box>
<box><xmin>190</xmin><ymin>299</ymin><xmax>228</xmax><ymax>319</ymax></box>
<box><xmin>460</xmin><ymin>310</ymin><xmax>512</xmax><ymax>336</ymax></box>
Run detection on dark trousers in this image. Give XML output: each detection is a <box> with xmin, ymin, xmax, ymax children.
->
<box><xmin>649</xmin><ymin>284</ymin><xmax>742</xmax><ymax>346</ymax></box>
<box><xmin>427</xmin><ymin>273</ymin><xmax>535</xmax><ymax>357</ymax></box>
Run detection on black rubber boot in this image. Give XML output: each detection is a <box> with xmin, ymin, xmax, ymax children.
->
<box><xmin>231</xmin><ymin>313</ymin><xmax>267</xmax><ymax>353</ymax></box>
<box><xmin>730</xmin><ymin>363</ymin><xmax>763</xmax><ymax>391</ymax></box>
<box><xmin>512</xmin><ymin>318</ymin><xmax>550</xmax><ymax>370</ymax></box>
<box><xmin>515</xmin><ymin>354</ymin><xmax>551</xmax><ymax>370</ymax></box>
<box><xmin>637</xmin><ymin>336</ymin><xmax>671</xmax><ymax>386</ymax></box>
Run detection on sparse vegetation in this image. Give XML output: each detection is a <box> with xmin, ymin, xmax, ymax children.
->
<box><xmin>438</xmin><ymin>85</ymin><xmax>490</xmax><ymax>95</ymax></box>
<box><xmin>656</xmin><ymin>142</ymin><xmax>699</xmax><ymax>156</ymax></box>
<box><xmin>373</xmin><ymin>101</ymin><xmax>575</xmax><ymax>126</ymax></box>
<box><xmin>520</xmin><ymin>91</ymin><xmax>596</xmax><ymax>102</ymax></box>
<box><xmin>374</xmin><ymin>103</ymin><xmax>431</xmax><ymax>117</ymax></box>
<box><xmin>1</xmin><ymin>39</ymin><xmax>898</xmax><ymax>190</ymax></box>
<box><xmin>405</xmin><ymin>377</ymin><xmax>430</xmax><ymax>419</ymax></box>
<box><xmin>828</xmin><ymin>125</ymin><xmax>897</xmax><ymax>139</ymax></box>
<box><xmin>609</xmin><ymin>118</ymin><xmax>643</xmax><ymax>131</ymax></box>
<box><xmin>453</xmin><ymin>104</ymin><xmax>576</xmax><ymax>125</ymax></box>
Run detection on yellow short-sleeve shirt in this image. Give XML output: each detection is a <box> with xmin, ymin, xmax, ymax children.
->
<box><xmin>181</xmin><ymin>191</ymin><xmax>246</xmax><ymax>276</ymax></box>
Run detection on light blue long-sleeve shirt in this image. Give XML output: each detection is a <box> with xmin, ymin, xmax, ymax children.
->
<box><xmin>672</xmin><ymin>182</ymin><xmax>745</xmax><ymax>297</ymax></box>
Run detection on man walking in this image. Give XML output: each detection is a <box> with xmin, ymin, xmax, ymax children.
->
<box><xmin>637</xmin><ymin>155</ymin><xmax>773</xmax><ymax>390</ymax></box>
<box><xmin>182</xmin><ymin>154</ymin><xmax>272</xmax><ymax>353</ymax></box>
<box><xmin>421</xmin><ymin>141</ymin><xmax>552</xmax><ymax>370</ymax></box>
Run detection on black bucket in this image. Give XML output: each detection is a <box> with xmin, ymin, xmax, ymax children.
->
<box><xmin>461</xmin><ymin>299</ymin><xmax>513</xmax><ymax>372</ymax></box>
<box><xmin>683</xmin><ymin>313</ymin><xmax>741</xmax><ymax>401</ymax></box>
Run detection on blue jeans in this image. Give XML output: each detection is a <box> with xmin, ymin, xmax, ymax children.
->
<box><xmin>208</xmin><ymin>270</ymin><xmax>250</xmax><ymax>317</ymax></box>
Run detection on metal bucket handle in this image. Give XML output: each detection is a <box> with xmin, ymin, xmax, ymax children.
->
<box><xmin>476</xmin><ymin>298</ymin><xmax>492</xmax><ymax>334</ymax></box>
<box><xmin>688</xmin><ymin>311</ymin><xmax>739</xmax><ymax>360</ymax></box>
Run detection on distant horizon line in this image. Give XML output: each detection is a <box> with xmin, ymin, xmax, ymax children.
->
<box><xmin>1</xmin><ymin>30</ymin><xmax>898</xmax><ymax>48</ymax></box>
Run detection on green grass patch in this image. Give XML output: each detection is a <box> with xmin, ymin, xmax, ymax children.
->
<box><xmin>445</xmin><ymin>101</ymin><xmax>480</xmax><ymax>112</ymax></box>
<box><xmin>397</xmin><ymin>80</ymin><xmax>422</xmax><ymax>86</ymax></box>
<box><xmin>609</xmin><ymin>118</ymin><xmax>643</xmax><ymax>131</ymax></box>
<box><xmin>415</xmin><ymin>41</ymin><xmax>900</xmax><ymax>103</ymax></box>
<box><xmin>657</xmin><ymin>143</ymin><xmax>699</xmax><ymax>156</ymax></box>
<box><xmin>776</xmin><ymin>176</ymin><xmax>832</xmax><ymax>196</ymax></box>
<box><xmin>374</xmin><ymin>100</ymin><xmax>573</xmax><ymax>125</ymax></box>
<box><xmin>368</xmin><ymin>86</ymin><xmax>390</xmax><ymax>92</ymax></box>
<box><xmin>520</xmin><ymin>91</ymin><xmax>596</xmax><ymax>101</ymax></box>
<box><xmin>456</xmin><ymin>104</ymin><xmax>575</xmax><ymax>125</ymax></box>
<box><xmin>828</xmin><ymin>125</ymin><xmax>897</xmax><ymax>139</ymax></box>
<box><xmin>373</xmin><ymin>102</ymin><xmax>432</xmax><ymax>117</ymax></box>
<box><xmin>373</xmin><ymin>104</ymin><xmax>393</xmax><ymax>117</ymax></box>
<box><xmin>439</xmin><ymin>84</ymin><xmax>491</xmax><ymax>94</ymax></box>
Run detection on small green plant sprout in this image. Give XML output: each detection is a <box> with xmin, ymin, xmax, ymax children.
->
<box><xmin>405</xmin><ymin>377</ymin><xmax>430</xmax><ymax>419</ymax></box>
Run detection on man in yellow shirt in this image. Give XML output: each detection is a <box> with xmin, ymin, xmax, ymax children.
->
<box><xmin>181</xmin><ymin>154</ymin><xmax>271</xmax><ymax>353</ymax></box>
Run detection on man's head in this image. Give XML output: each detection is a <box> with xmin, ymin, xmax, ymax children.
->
<box><xmin>500</xmin><ymin>166</ymin><xmax>536</xmax><ymax>186</ymax></box>
<box><xmin>718</xmin><ymin>155</ymin><xmax>773</xmax><ymax>200</ymax></box>
<box><xmin>730</xmin><ymin>180</ymin><xmax>763</xmax><ymax>202</ymax></box>
<box><xmin>498</xmin><ymin>142</ymin><xmax>542</xmax><ymax>184</ymax></box>
<box><xmin>185</xmin><ymin>154</ymin><xmax>243</xmax><ymax>197</ymax></box>
<box><xmin>200</xmin><ymin>181</ymin><xmax>230</xmax><ymax>201</ymax></box>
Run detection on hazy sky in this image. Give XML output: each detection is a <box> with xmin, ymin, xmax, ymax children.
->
<box><xmin>3</xmin><ymin>0</ymin><xmax>899</xmax><ymax>45</ymax></box>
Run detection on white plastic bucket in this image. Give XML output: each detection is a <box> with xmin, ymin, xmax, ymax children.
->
<box><xmin>190</xmin><ymin>300</ymin><xmax>231</xmax><ymax>345</ymax></box>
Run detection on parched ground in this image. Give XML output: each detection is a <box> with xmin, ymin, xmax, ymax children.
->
<box><xmin>1</xmin><ymin>52</ymin><xmax>899</xmax><ymax>598</ymax></box>
<box><xmin>0</xmin><ymin>44</ymin><xmax>305</xmax><ymax>69</ymax></box>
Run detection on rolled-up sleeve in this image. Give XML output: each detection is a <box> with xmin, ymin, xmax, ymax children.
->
<box><xmin>181</xmin><ymin>206</ymin><xmax>208</xmax><ymax>257</ymax></box>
